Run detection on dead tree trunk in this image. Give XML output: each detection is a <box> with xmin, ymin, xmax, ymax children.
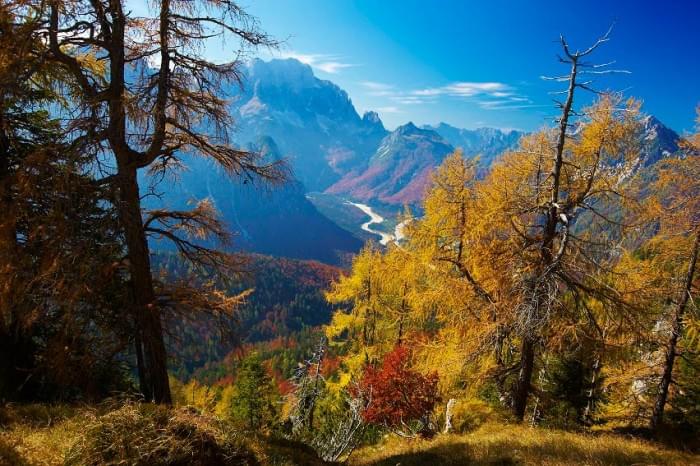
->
<box><xmin>583</xmin><ymin>352</ymin><xmax>602</xmax><ymax>424</ymax></box>
<box><xmin>512</xmin><ymin>57</ymin><xmax>577</xmax><ymax>422</ymax></box>
<box><xmin>513</xmin><ymin>336</ymin><xmax>535</xmax><ymax>420</ymax></box>
<box><xmin>650</xmin><ymin>228</ymin><xmax>699</xmax><ymax>431</ymax></box>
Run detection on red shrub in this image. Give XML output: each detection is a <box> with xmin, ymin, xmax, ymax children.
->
<box><xmin>356</xmin><ymin>345</ymin><xmax>439</xmax><ymax>428</ymax></box>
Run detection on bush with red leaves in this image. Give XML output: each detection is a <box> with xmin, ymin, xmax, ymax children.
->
<box><xmin>355</xmin><ymin>345</ymin><xmax>440</xmax><ymax>431</ymax></box>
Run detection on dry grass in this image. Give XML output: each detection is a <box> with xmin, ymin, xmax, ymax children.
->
<box><xmin>63</xmin><ymin>402</ymin><xmax>257</xmax><ymax>465</ymax></box>
<box><xmin>0</xmin><ymin>404</ymin><xmax>85</xmax><ymax>466</ymax></box>
<box><xmin>3</xmin><ymin>405</ymin><xmax>699</xmax><ymax>466</ymax></box>
<box><xmin>350</xmin><ymin>423</ymin><xmax>700</xmax><ymax>466</ymax></box>
<box><xmin>0</xmin><ymin>403</ymin><xmax>328</xmax><ymax>466</ymax></box>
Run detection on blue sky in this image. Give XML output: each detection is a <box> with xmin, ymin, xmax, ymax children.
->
<box><xmin>130</xmin><ymin>0</ymin><xmax>699</xmax><ymax>132</ymax></box>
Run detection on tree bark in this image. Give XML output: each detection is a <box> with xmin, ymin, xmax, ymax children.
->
<box><xmin>513</xmin><ymin>336</ymin><xmax>535</xmax><ymax>420</ymax></box>
<box><xmin>116</xmin><ymin>170</ymin><xmax>171</xmax><ymax>403</ymax></box>
<box><xmin>650</xmin><ymin>228</ymin><xmax>699</xmax><ymax>431</ymax></box>
<box><xmin>583</xmin><ymin>353</ymin><xmax>602</xmax><ymax>424</ymax></box>
<box><xmin>102</xmin><ymin>0</ymin><xmax>171</xmax><ymax>404</ymax></box>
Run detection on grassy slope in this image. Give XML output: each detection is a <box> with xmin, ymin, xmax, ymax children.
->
<box><xmin>2</xmin><ymin>407</ymin><xmax>698</xmax><ymax>466</ymax></box>
<box><xmin>351</xmin><ymin>423</ymin><xmax>700</xmax><ymax>466</ymax></box>
<box><xmin>0</xmin><ymin>404</ymin><xmax>326</xmax><ymax>466</ymax></box>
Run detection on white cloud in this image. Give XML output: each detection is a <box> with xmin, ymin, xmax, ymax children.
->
<box><xmin>412</xmin><ymin>81</ymin><xmax>512</xmax><ymax>98</ymax></box>
<box><xmin>360</xmin><ymin>81</ymin><xmax>394</xmax><ymax>91</ymax></box>
<box><xmin>315</xmin><ymin>61</ymin><xmax>353</xmax><ymax>74</ymax></box>
<box><xmin>477</xmin><ymin>100</ymin><xmax>549</xmax><ymax>110</ymax></box>
<box><xmin>360</xmin><ymin>81</ymin><xmax>395</xmax><ymax>96</ymax></box>
<box><xmin>359</xmin><ymin>77</ymin><xmax>543</xmax><ymax>116</ymax></box>
<box><xmin>359</xmin><ymin>79</ymin><xmax>532</xmax><ymax>108</ymax></box>
<box><xmin>375</xmin><ymin>106</ymin><xmax>402</xmax><ymax>114</ymax></box>
<box><xmin>277</xmin><ymin>51</ymin><xmax>355</xmax><ymax>74</ymax></box>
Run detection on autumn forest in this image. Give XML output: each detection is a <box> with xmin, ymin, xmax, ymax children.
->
<box><xmin>1</xmin><ymin>1</ymin><xmax>699</xmax><ymax>465</ymax></box>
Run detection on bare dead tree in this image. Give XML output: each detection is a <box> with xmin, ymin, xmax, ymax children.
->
<box><xmin>289</xmin><ymin>336</ymin><xmax>326</xmax><ymax>434</ymax></box>
<box><xmin>511</xmin><ymin>25</ymin><xmax>636</xmax><ymax>420</ymax></box>
<box><xmin>311</xmin><ymin>389</ymin><xmax>368</xmax><ymax>463</ymax></box>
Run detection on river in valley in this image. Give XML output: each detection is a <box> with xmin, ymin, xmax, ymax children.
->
<box><xmin>346</xmin><ymin>201</ymin><xmax>408</xmax><ymax>246</ymax></box>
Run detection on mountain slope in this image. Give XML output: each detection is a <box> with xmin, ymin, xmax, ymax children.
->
<box><xmin>231</xmin><ymin>59</ymin><xmax>388</xmax><ymax>191</ymax></box>
<box><xmin>146</xmin><ymin>137</ymin><xmax>362</xmax><ymax>265</ymax></box>
<box><xmin>639</xmin><ymin>115</ymin><xmax>681</xmax><ymax>166</ymax></box>
<box><xmin>157</xmin><ymin>252</ymin><xmax>341</xmax><ymax>378</ymax></box>
<box><xmin>326</xmin><ymin>122</ymin><xmax>455</xmax><ymax>205</ymax></box>
<box><xmin>424</xmin><ymin>122</ymin><xmax>523</xmax><ymax>167</ymax></box>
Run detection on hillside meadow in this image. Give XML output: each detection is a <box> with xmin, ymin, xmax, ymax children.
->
<box><xmin>2</xmin><ymin>403</ymin><xmax>699</xmax><ymax>466</ymax></box>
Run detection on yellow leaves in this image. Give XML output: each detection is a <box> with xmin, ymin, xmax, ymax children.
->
<box><xmin>323</xmin><ymin>96</ymin><xmax>699</xmax><ymax>418</ymax></box>
<box><xmin>325</xmin><ymin>311</ymin><xmax>358</xmax><ymax>340</ymax></box>
<box><xmin>651</xmin><ymin>154</ymin><xmax>700</xmax><ymax>236</ymax></box>
<box><xmin>215</xmin><ymin>385</ymin><xmax>236</xmax><ymax>419</ymax></box>
<box><xmin>73</xmin><ymin>51</ymin><xmax>107</xmax><ymax>79</ymax></box>
<box><xmin>687</xmin><ymin>317</ymin><xmax>700</xmax><ymax>351</ymax></box>
<box><xmin>170</xmin><ymin>376</ymin><xmax>218</xmax><ymax>414</ymax></box>
<box><xmin>324</xmin><ymin>370</ymin><xmax>353</xmax><ymax>395</ymax></box>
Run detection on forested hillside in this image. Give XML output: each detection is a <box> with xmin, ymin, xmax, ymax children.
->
<box><xmin>155</xmin><ymin>253</ymin><xmax>340</xmax><ymax>379</ymax></box>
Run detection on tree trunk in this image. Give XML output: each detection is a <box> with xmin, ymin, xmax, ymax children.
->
<box><xmin>134</xmin><ymin>328</ymin><xmax>150</xmax><ymax>401</ymax></box>
<box><xmin>117</xmin><ymin>170</ymin><xmax>171</xmax><ymax>404</ymax></box>
<box><xmin>104</xmin><ymin>0</ymin><xmax>170</xmax><ymax>404</ymax></box>
<box><xmin>650</xmin><ymin>229</ymin><xmax>700</xmax><ymax>431</ymax></box>
<box><xmin>0</xmin><ymin>108</ymin><xmax>21</xmax><ymax>398</ymax></box>
<box><xmin>583</xmin><ymin>348</ymin><xmax>603</xmax><ymax>425</ymax></box>
<box><xmin>513</xmin><ymin>336</ymin><xmax>535</xmax><ymax>420</ymax></box>
<box><xmin>511</xmin><ymin>54</ymin><xmax>579</xmax><ymax>422</ymax></box>
<box><xmin>0</xmin><ymin>107</ymin><xmax>17</xmax><ymax>315</ymax></box>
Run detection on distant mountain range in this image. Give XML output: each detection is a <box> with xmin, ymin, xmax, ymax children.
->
<box><xmin>230</xmin><ymin>59</ymin><xmax>388</xmax><ymax>191</ymax></box>
<box><xmin>229</xmin><ymin>58</ymin><xmax>534</xmax><ymax>206</ymax></box>
<box><xmin>149</xmin><ymin>58</ymin><xmax>683</xmax><ymax>264</ymax></box>
<box><xmin>231</xmin><ymin>59</ymin><xmax>681</xmax><ymax>208</ymax></box>
<box><xmin>326</xmin><ymin>122</ymin><xmax>453</xmax><ymax>204</ymax></box>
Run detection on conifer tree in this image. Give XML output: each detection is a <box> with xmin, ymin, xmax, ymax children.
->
<box><xmin>230</xmin><ymin>353</ymin><xmax>279</xmax><ymax>430</ymax></box>
<box><xmin>647</xmin><ymin>110</ymin><xmax>700</xmax><ymax>431</ymax></box>
<box><xmin>36</xmin><ymin>0</ymin><xmax>285</xmax><ymax>403</ymax></box>
<box><xmin>0</xmin><ymin>3</ymin><xmax>129</xmax><ymax>399</ymax></box>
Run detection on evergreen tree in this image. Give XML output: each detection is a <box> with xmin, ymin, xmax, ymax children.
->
<box><xmin>230</xmin><ymin>353</ymin><xmax>279</xmax><ymax>430</ymax></box>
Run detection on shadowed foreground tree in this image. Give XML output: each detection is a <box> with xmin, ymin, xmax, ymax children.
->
<box><xmin>0</xmin><ymin>3</ymin><xmax>131</xmax><ymax>399</ymax></box>
<box><xmin>41</xmin><ymin>0</ymin><xmax>285</xmax><ymax>403</ymax></box>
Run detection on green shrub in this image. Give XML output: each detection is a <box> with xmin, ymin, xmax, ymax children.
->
<box><xmin>64</xmin><ymin>401</ymin><xmax>258</xmax><ymax>465</ymax></box>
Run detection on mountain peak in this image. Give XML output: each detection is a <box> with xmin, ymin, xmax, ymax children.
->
<box><xmin>639</xmin><ymin>114</ymin><xmax>681</xmax><ymax>166</ymax></box>
<box><xmin>245</xmin><ymin>58</ymin><xmax>318</xmax><ymax>91</ymax></box>
<box><xmin>395</xmin><ymin>121</ymin><xmax>420</xmax><ymax>135</ymax></box>
<box><xmin>362</xmin><ymin>110</ymin><xmax>383</xmax><ymax>125</ymax></box>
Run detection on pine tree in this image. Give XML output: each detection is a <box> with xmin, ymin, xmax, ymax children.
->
<box><xmin>230</xmin><ymin>353</ymin><xmax>279</xmax><ymax>430</ymax></box>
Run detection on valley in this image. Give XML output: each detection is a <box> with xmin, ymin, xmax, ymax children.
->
<box><xmin>3</xmin><ymin>3</ymin><xmax>699</xmax><ymax>464</ymax></box>
<box><xmin>347</xmin><ymin>201</ymin><xmax>393</xmax><ymax>245</ymax></box>
<box><xmin>158</xmin><ymin>57</ymin><xmax>680</xmax><ymax>266</ymax></box>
